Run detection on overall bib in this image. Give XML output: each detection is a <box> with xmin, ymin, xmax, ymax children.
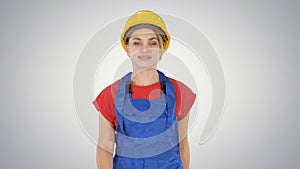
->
<box><xmin>113</xmin><ymin>70</ymin><xmax>183</xmax><ymax>169</ymax></box>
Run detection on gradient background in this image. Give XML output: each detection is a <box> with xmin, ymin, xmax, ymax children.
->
<box><xmin>1</xmin><ymin>0</ymin><xmax>300</xmax><ymax>169</ymax></box>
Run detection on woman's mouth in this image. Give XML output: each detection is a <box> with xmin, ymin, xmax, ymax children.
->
<box><xmin>138</xmin><ymin>55</ymin><xmax>151</xmax><ymax>61</ymax></box>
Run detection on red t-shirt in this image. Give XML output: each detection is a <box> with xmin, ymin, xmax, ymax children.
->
<box><xmin>93</xmin><ymin>77</ymin><xmax>196</xmax><ymax>130</ymax></box>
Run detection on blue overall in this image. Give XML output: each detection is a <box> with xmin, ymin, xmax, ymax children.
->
<box><xmin>113</xmin><ymin>70</ymin><xmax>183</xmax><ymax>169</ymax></box>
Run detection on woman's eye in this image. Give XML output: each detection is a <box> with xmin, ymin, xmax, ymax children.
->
<box><xmin>149</xmin><ymin>42</ymin><xmax>158</xmax><ymax>46</ymax></box>
<box><xmin>133</xmin><ymin>42</ymin><xmax>141</xmax><ymax>45</ymax></box>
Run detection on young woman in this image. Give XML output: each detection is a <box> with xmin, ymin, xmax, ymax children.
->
<box><xmin>93</xmin><ymin>10</ymin><xmax>196</xmax><ymax>169</ymax></box>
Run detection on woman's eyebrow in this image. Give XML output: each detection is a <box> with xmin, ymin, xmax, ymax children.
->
<box><xmin>131</xmin><ymin>37</ymin><xmax>157</xmax><ymax>41</ymax></box>
<box><xmin>131</xmin><ymin>37</ymin><xmax>142</xmax><ymax>41</ymax></box>
<box><xmin>148</xmin><ymin>37</ymin><xmax>158</xmax><ymax>40</ymax></box>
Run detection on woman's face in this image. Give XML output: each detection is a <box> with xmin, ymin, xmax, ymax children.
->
<box><xmin>126</xmin><ymin>28</ymin><xmax>163</xmax><ymax>70</ymax></box>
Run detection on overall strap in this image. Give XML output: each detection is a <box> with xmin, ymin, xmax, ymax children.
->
<box><xmin>114</xmin><ymin>72</ymin><xmax>132</xmax><ymax>134</ymax></box>
<box><xmin>157</xmin><ymin>70</ymin><xmax>177</xmax><ymax>128</ymax></box>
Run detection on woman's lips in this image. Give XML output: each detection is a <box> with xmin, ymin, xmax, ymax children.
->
<box><xmin>138</xmin><ymin>55</ymin><xmax>151</xmax><ymax>61</ymax></box>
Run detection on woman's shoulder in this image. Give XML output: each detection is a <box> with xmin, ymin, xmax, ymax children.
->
<box><xmin>167</xmin><ymin>77</ymin><xmax>192</xmax><ymax>91</ymax></box>
<box><xmin>96</xmin><ymin>79</ymin><xmax>122</xmax><ymax>101</ymax></box>
<box><xmin>166</xmin><ymin>77</ymin><xmax>197</xmax><ymax>120</ymax></box>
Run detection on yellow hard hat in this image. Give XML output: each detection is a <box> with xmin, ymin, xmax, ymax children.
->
<box><xmin>121</xmin><ymin>10</ymin><xmax>170</xmax><ymax>52</ymax></box>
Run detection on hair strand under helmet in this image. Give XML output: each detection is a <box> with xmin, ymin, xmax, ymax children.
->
<box><xmin>121</xmin><ymin>10</ymin><xmax>170</xmax><ymax>52</ymax></box>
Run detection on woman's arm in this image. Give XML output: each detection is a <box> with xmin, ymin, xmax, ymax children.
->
<box><xmin>178</xmin><ymin>112</ymin><xmax>190</xmax><ymax>169</ymax></box>
<box><xmin>96</xmin><ymin>146</ymin><xmax>113</xmax><ymax>169</ymax></box>
<box><xmin>179</xmin><ymin>136</ymin><xmax>190</xmax><ymax>169</ymax></box>
<box><xmin>96</xmin><ymin>113</ymin><xmax>115</xmax><ymax>169</ymax></box>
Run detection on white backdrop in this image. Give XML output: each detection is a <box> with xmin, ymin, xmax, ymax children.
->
<box><xmin>1</xmin><ymin>0</ymin><xmax>299</xmax><ymax>169</ymax></box>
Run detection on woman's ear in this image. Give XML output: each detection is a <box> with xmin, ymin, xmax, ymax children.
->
<box><xmin>126</xmin><ymin>45</ymin><xmax>130</xmax><ymax>57</ymax></box>
<box><xmin>159</xmin><ymin>50</ymin><xmax>164</xmax><ymax>61</ymax></box>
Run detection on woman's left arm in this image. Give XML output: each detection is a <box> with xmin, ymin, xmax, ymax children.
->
<box><xmin>178</xmin><ymin>112</ymin><xmax>190</xmax><ymax>169</ymax></box>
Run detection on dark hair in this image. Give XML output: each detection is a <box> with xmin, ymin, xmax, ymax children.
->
<box><xmin>124</xmin><ymin>24</ymin><xmax>167</xmax><ymax>47</ymax></box>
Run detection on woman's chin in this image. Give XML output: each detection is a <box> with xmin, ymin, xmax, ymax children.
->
<box><xmin>134</xmin><ymin>63</ymin><xmax>158</xmax><ymax>70</ymax></box>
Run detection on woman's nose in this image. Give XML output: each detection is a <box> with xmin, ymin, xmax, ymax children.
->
<box><xmin>140</xmin><ymin>43</ymin><xmax>150</xmax><ymax>52</ymax></box>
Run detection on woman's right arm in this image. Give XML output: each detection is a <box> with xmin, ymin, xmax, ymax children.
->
<box><xmin>96</xmin><ymin>113</ymin><xmax>115</xmax><ymax>169</ymax></box>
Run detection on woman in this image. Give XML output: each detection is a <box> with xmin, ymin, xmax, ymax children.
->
<box><xmin>93</xmin><ymin>10</ymin><xmax>196</xmax><ymax>169</ymax></box>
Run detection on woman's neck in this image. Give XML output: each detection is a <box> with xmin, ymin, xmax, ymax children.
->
<box><xmin>131</xmin><ymin>68</ymin><xmax>159</xmax><ymax>86</ymax></box>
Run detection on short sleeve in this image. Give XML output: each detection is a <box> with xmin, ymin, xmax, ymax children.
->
<box><xmin>92</xmin><ymin>85</ymin><xmax>117</xmax><ymax>129</ymax></box>
<box><xmin>174</xmin><ymin>80</ymin><xmax>196</xmax><ymax>120</ymax></box>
